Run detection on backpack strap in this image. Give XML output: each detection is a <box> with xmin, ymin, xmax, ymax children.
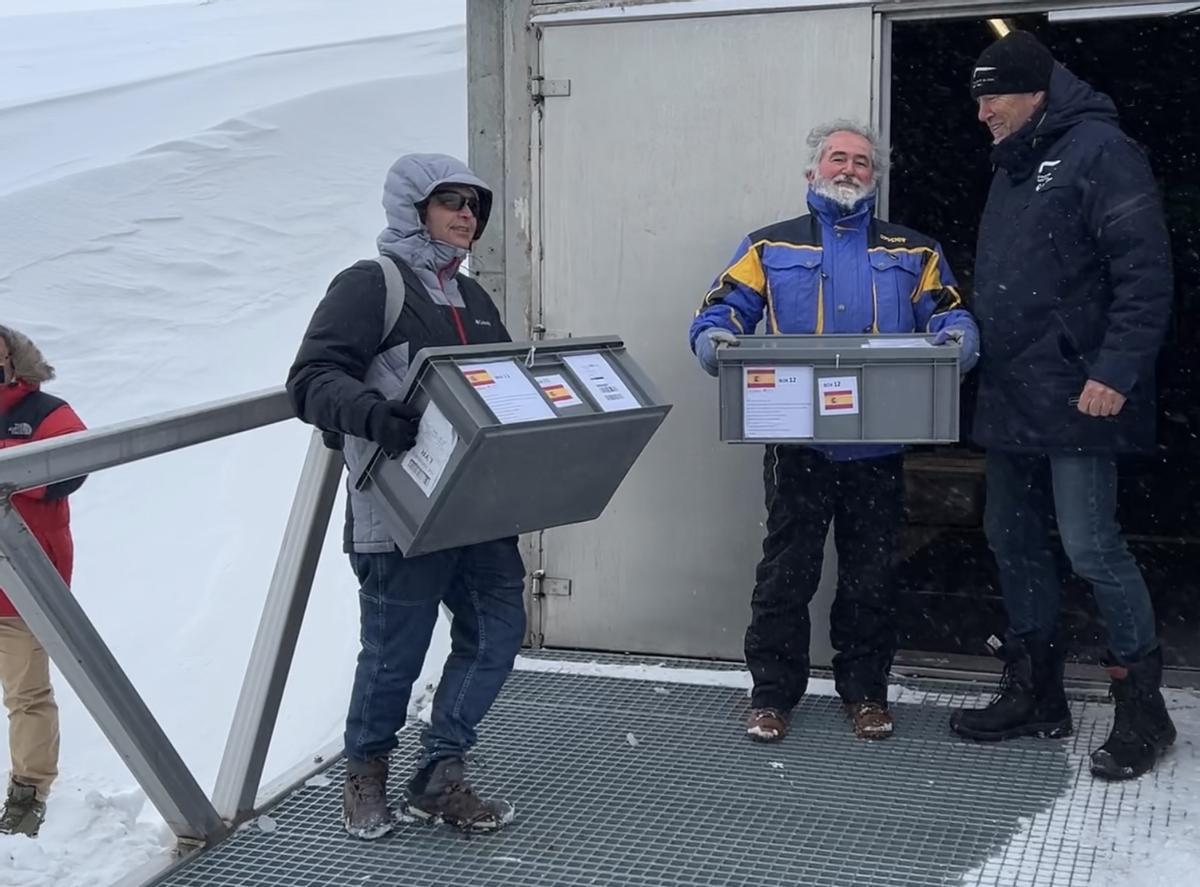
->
<box><xmin>321</xmin><ymin>256</ymin><xmax>410</xmax><ymax>453</ymax></box>
<box><xmin>370</xmin><ymin>255</ymin><xmax>408</xmax><ymax>348</ymax></box>
<box><xmin>374</xmin><ymin>254</ymin><xmax>464</xmax><ymax>348</ymax></box>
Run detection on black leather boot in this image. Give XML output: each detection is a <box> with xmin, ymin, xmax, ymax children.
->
<box><xmin>950</xmin><ymin>634</ymin><xmax>1073</xmax><ymax>741</ymax></box>
<box><xmin>1090</xmin><ymin>646</ymin><xmax>1176</xmax><ymax>780</ymax></box>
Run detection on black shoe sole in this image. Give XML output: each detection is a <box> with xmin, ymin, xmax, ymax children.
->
<box><xmin>1088</xmin><ymin>750</ymin><xmax>1147</xmax><ymax>781</ymax></box>
<box><xmin>950</xmin><ymin>718</ymin><xmax>1073</xmax><ymax>742</ymax></box>
<box><xmin>746</xmin><ymin>729</ymin><xmax>786</xmax><ymax>743</ymax></box>
<box><xmin>1089</xmin><ymin>735</ymin><xmax>1175</xmax><ymax>781</ymax></box>
<box><xmin>342</xmin><ymin>816</ymin><xmax>395</xmax><ymax>840</ymax></box>
<box><xmin>405</xmin><ymin>802</ymin><xmax>512</xmax><ymax>831</ymax></box>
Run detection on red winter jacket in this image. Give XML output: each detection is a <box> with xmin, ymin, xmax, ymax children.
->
<box><xmin>0</xmin><ymin>381</ymin><xmax>87</xmax><ymax>618</ymax></box>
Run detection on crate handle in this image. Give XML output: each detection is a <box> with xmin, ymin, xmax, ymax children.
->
<box><xmin>354</xmin><ymin>445</ymin><xmax>385</xmax><ymax>492</ymax></box>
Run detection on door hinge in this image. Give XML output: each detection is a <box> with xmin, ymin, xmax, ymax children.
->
<box><xmin>530</xmin><ymin>569</ymin><xmax>572</xmax><ymax>598</ymax></box>
<box><xmin>530</xmin><ymin>77</ymin><xmax>571</xmax><ymax>99</ymax></box>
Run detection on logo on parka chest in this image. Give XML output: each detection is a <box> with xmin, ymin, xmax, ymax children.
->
<box><xmin>1036</xmin><ymin>160</ymin><xmax>1063</xmax><ymax>192</ymax></box>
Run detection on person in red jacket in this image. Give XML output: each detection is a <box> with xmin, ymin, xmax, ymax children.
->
<box><xmin>0</xmin><ymin>326</ymin><xmax>86</xmax><ymax>837</ymax></box>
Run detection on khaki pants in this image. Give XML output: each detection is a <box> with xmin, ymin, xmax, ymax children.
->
<box><xmin>0</xmin><ymin>618</ymin><xmax>59</xmax><ymax>800</ymax></box>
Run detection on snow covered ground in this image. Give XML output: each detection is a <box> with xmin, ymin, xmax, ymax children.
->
<box><xmin>961</xmin><ymin>688</ymin><xmax>1200</xmax><ymax>887</ymax></box>
<box><xmin>1</xmin><ymin>2</ymin><xmax>1198</xmax><ymax>886</ymax></box>
<box><xmin>1</xmin><ymin>1</ymin><xmax>466</xmax><ymax>883</ymax></box>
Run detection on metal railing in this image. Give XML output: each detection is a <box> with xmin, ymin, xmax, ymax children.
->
<box><xmin>0</xmin><ymin>388</ymin><xmax>342</xmax><ymax>844</ymax></box>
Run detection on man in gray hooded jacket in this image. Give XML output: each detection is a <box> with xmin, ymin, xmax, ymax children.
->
<box><xmin>288</xmin><ymin>154</ymin><xmax>524</xmax><ymax>838</ymax></box>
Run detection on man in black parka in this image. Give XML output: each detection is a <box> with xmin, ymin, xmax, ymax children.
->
<box><xmin>949</xmin><ymin>31</ymin><xmax>1177</xmax><ymax>781</ymax></box>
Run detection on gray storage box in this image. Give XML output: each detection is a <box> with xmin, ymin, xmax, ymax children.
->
<box><xmin>356</xmin><ymin>336</ymin><xmax>671</xmax><ymax>556</ymax></box>
<box><xmin>716</xmin><ymin>334</ymin><xmax>960</xmax><ymax>444</ymax></box>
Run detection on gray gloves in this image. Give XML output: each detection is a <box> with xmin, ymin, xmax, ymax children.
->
<box><xmin>694</xmin><ymin>328</ymin><xmax>739</xmax><ymax>377</ymax></box>
<box><xmin>931</xmin><ymin>326</ymin><xmax>981</xmax><ymax>375</ymax></box>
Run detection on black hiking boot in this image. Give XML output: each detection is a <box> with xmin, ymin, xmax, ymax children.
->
<box><xmin>343</xmin><ymin>757</ymin><xmax>394</xmax><ymax>840</ymax></box>
<box><xmin>950</xmin><ymin>635</ymin><xmax>1073</xmax><ymax>741</ymax></box>
<box><xmin>405</xmin><ymin>757</ymin><xmax>515</xmax><ymax>831</ymax></box>
<box><xmin>0</xmin><ymin>781</ymin><xmax>45</xmax><ymax>837</ymax></box>
<box><xmin>1090</xmin><ymin>647</ymin><xmax>1176</xmax><ymax>780</ymax></box>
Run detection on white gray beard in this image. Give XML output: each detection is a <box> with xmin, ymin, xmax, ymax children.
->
<box><xmin>811</xmin><ymin>175</ymin><xmax>876</xmax><ymax>210</ymax></box>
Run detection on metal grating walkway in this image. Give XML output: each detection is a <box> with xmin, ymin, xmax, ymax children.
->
<box><xmin>152</xmin><ymin>665</ymin><xmax>1174</xmax><ymax>887</ymax></box>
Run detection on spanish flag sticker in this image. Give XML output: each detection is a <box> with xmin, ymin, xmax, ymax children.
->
<box><xmin>746</xmin><ymin>369</ymin><xmax>776</xmax><ymax>389</ymax></box>
<box><xmin>544</xmin><ymin>384</ymin><xmax>571</xmax><ymax>403</ymax></box>
<box><xmin>822</xmin><ymin>390</ymin><xmax>855</xmax><ymax>411</ymax></box>
<box><xmin>818</xmin><ymin>376</ymin><xmax>860</xmax><ymax>416</ymax></box>
<box><xmin>463</xmin><ymin>369</ymin><xmax>495</xmax><ymax>388</ymax></box>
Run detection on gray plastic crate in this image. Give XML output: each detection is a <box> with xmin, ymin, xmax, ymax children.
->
<box><xmin>716</xmin><ymin>334</ymin><xmax>960</xmax><ymax>444</ymax></box>
<box><xmin>355</xmin><ymin>336</ymin><xmax>670</xmax><ymax>556</ymax></box>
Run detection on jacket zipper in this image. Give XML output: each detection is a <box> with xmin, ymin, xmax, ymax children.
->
<box><xmin>437</xmin><ymin>263</ymin><xmax>470</xmax><ymax>345</ymax></box>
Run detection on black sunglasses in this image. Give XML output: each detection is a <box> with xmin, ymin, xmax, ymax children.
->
<box><xmin>428</xmin><ymin>190</ymin><xmax>481</xmax><ymax>216</ymax></box>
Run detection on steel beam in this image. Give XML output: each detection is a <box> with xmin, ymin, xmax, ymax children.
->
<box><xmin>0</xmin><ymin>388</ymin><xmax>292</xmax><ymax>496</ymax></box>
<box><xmin>0</xmin><ymin>505</ymin><xmax>227</xmax><ymax>843</ymax></box>
<box><xmin>212</xmin><ymin>432</ymin><xmax>342</xmax><ymax>822</ymax></box>
<box><xmin>467</xmin><ymin>0</ymin><xmax>508</xmax><ymax>314</ymax></box>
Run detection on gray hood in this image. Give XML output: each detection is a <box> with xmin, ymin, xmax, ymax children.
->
<box><xmin>376</xmin><ymin>153</ymin><xmax>493</xmax><ymax>274</ymax></box>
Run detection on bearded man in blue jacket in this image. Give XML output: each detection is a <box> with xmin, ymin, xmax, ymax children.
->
<box><xmin>689</xmin><ymin>120</ymin><xmax>979</xmax><ymax>743</ymax></box>
<box><xmin>949</xmin><ymin>31</ymin><xmax>1176</xmax><ymax>782</ymax></box>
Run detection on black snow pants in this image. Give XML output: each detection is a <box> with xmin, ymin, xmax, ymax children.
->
<box><xmin>745</xmin><ymin>445</ymin><xmax>905</xmax><ymax>710</ymax></box>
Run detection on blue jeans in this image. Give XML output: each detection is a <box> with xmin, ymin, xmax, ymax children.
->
<box><xmin>343</xmin><ymin>539</ymin><xmax>526</xmax><ymax>769</ymax></box>
<box><xmin>984</xmin><ymin>451</ymin><xmax>1157</xmax><ymax>662</ymax></box>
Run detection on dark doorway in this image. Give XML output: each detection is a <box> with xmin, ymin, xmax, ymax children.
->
<box><xmin>888</xmin><ymin>11</ymin><xmax>1200</xmax><ymax>670</ymax></box>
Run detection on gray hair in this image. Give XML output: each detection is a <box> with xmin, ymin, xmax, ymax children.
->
<box><xmin>0</xmin><ymin>325</ymin><xmax>56</xmax><ymax>385</ymax></box>
<box><xmin>805</xmin><ymin>119</ymin><xmax>890</xmax><ymax>182</ymax></box>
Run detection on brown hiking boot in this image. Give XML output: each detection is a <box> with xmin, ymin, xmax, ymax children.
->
<box><xmin>405</xmin><ymin>758</ymin><xmax>515</xmax><ymax>831</ymax></box>
<box><xmin>0</xmin><ymin>781</ymin><xmax>45</xmax><ymax>837</ymax></box>
<box><xmin>745</xmin><ymin>707</ymin><xmax>789</xmax><ymax>742</ymax></box>
<box><xmin>846</xmin><ymin>701</ymin><xmax>894</xmax><ymax>739</ymax></box>
<box><xmin>343</xmin><ymin>758</ymin><xmax>394</xmax><ymax>840</ymax></box>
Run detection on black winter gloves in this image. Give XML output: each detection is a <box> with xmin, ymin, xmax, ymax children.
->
<box><xmin>366</xmin><ymin>399</ymin><xmax>422</xmax><ymax>456</ymax></box>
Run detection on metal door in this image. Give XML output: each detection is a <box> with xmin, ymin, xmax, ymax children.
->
<box><xmin>534</xmin><ymin>6</ymin><xmax>877</xmax><ymax>659</ymax></box>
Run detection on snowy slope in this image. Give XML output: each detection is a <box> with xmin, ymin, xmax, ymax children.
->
<box><xmin>1</xmin><ymin>2</ymin><xmax>466</xmax><ymax>884</ymax></box>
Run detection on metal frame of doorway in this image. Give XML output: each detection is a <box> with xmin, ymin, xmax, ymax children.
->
<box><xmin>467</xmin><ymin>0</ymin><xmax>1200</xmax><ymax>686</ymax></box>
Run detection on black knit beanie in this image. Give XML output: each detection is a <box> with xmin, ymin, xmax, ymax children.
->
<box><xmin>970</xmin><ymin>31</ymin><xmax>1055</xmax><ymax>98</ymax></box>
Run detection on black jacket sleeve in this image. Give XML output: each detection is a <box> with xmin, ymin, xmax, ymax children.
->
<box><xmin>1082</xmin><ymin>137</ymin><xmax>1174</xmax><ymax>396</ymax></box>
<box><xmin>286</xmin><ymin>262</ymin><xmax>390</xmax><ymax>439</ymax></box>
<box><xmin>44</xmin><ymin>476</ymin><xmax>86</xmax><ymax>500</ymax></box>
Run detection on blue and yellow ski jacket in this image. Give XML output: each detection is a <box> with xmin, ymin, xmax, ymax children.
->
<box><xmin>691</xmin><ymin>190</ymin><xmax>974</xmax><ymax>344</ymax></box>
<box><xmin>690</xmin><ymin>189</ymin><xmax>977</xmax><ymax>460</ymax></box>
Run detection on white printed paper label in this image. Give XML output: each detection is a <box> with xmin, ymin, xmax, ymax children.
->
<box><xmin>743</xmin><ymin>366</ymin><xmax>815</xmax><ymax>439</ymax></box>
<box><xmin>459</xmin><ymin>360</ymin><xmax>556</xmax><ymax>424</ymax></box>
<box><xmin>401</xmin><ymin>401</ymin><xmax>457</xmax><ymax>497</ymax></box>
<box><xmin>537</xmin><ymin>373</ymin><xmax>584</xmax><ymax>409</ymax></box>
<box><xmin>562</xmin><ymin>353</ymin><xmax>640</xmax><ymax>412</ymax></box>
<box><xmin>819</xmin><ymin>376</ymin><xmax>860</xmax><ymax>417</ymax></box>
<box><xmin>862</xmin><ymin>337</ymin><xmax>934</xmax><ymax>349</ymax></box>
